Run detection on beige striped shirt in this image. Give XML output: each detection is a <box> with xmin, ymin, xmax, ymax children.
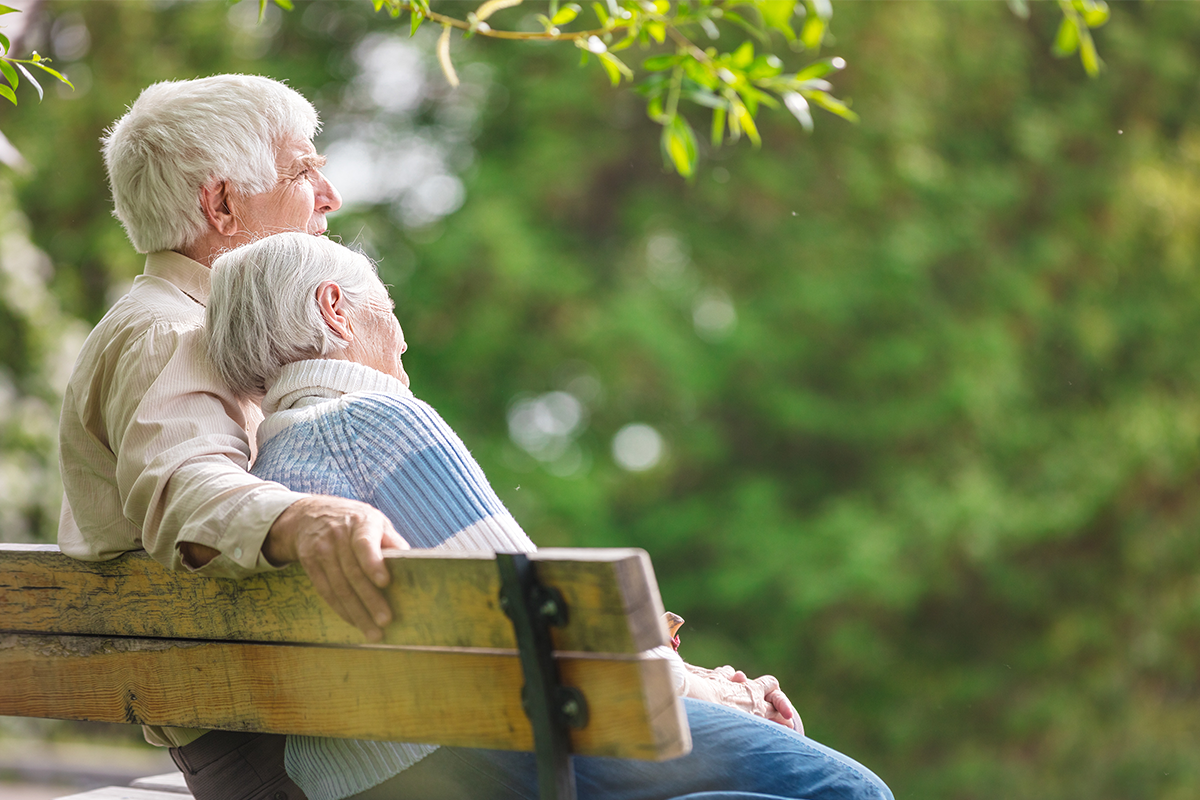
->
<box><xmin>58</xmin><ymin>249</ymin><xmax>305</xmax><ymax>578</ymax></box>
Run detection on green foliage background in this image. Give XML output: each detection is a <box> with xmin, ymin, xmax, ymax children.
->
<box><xmin>2</xmin><ymin>1</ymin><xmax>1200</xmax><ymax>797</ymax></box>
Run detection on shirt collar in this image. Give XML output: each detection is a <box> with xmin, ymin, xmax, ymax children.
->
<box><xmin>145</xmin><ymin>250</ymin><xmax>211</xmax><ymax>307</ymax></box>
<box><xmin>262</xmin><ymin>359</ymin><xmax>413</xmax><ymax>415</ymax></box>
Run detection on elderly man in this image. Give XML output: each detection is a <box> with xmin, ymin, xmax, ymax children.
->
<box><xmin>205</xmin><ymin>232</ymin><xmax>894</xmax><ymax>800</ymax></box>
<box><xmin>57</xmin><ymin>76</ymin><xmax>407</xmax><ymax>800</ymax></box>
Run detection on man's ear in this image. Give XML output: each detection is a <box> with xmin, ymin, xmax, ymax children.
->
<box><xmin>315</xmin><ymin>281</ymin><xmax>354</xmax><ymax>342</ymax></box>
<box><xmin>198</xmin><ymin>181</ymin><xmax>239</xmax><ymax>237</ymax></box>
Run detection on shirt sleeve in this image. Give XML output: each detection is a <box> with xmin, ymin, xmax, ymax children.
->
<box><xmin>108</xmin><ymin>322</ymin><xmax>306</xmax><ymax>577</ymax></box>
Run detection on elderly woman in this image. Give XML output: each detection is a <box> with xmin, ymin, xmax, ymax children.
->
<box><xmin>205</xmin><ymin>232</ymin><xmax>893</xmax><ymax>800</ymax></box>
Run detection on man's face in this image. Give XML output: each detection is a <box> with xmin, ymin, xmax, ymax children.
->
<box><xmin>234</xmin><ymin>139</ymin><xmax>342</xmax><ymax>237</ymax></box>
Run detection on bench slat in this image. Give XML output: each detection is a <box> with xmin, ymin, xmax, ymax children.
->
<box><xmin>56</xmin><ymin>789</ymin><xmax>187</xmax><ymax>800</ymax></box>
<box><xmin>0</xmin><ymin>633</ymin><xmax>690</xmax><ymax>761</ymax></box>
<box><xmin>0</xmin><ymin>546</ymin><xmax>667</xmax><ymax>654</ymax></box>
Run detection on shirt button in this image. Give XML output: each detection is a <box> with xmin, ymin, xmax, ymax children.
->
<box><xmin>233</xmin><ymin>547</ymin><xmax>243</xmax><ymax>559</ymax></box>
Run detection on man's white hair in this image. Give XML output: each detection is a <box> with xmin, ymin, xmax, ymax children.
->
<box><xmin>102</xmin><ymin>75</ymin><xmax>319</xmax><ymax>254</ymax></box>
<box><xmin>207</xmin><ymin>233</ymin><xmax>382</xmax><ymax>398</ymax></box>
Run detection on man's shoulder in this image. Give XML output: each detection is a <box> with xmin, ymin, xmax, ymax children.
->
<box><xmin>81</xmin><ymin>278</ymin><xmax>203</xmax><ymax>354</ymax></box>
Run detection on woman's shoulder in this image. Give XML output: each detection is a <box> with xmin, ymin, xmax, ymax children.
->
<box><xmin>340</xmin><ymin>391</ymin><xmax>459</xmax><ymax>443</ymax></box>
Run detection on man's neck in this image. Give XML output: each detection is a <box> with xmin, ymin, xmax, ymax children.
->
<box><xmin>175</xmin><ymin>235</ymin><xmax>225</xmax><ymax>268</ymax></box>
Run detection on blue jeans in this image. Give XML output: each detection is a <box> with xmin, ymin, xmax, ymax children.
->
<box><xmin>351</xmin><ymin>698</ymin><xmax>893</xmax><ymax>800</ymax></box>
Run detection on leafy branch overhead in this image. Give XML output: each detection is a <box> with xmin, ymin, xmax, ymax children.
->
<box><xmin>363</xmin><ymin>0</ymin><xmax>860</xmax><ymax>180</ymax></box>
<box><xmin>337</xmin><ymin>0</ymin><xmax>1110</xmax><ymax>179</ymax></box>
<box><xmin>0</xmin><ymin>5</ymin><xmax>74</xmax><ymax>107</ymax></box>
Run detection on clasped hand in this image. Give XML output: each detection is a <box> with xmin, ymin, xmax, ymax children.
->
<box><xmin>685</xmin><ymin>662</ymin><xmax>803</xmax><ymax>734</ymax></box>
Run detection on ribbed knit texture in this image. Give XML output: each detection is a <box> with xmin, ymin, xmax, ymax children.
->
<box><xmin>251</xmin><ymin>360</ymin><xmax>535</xmax><ymax>800</ymax></box>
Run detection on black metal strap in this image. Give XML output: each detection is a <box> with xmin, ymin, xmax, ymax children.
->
<box><xmin>497</xmin><ymin>552</ymin><xmax>588</xmax><ymax>800</ymax></box>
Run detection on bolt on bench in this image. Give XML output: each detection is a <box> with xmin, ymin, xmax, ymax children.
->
<box><xmin>0</xmin><ymin>543</ymin><xmax>691</xmax><ymax>800</ymax></box>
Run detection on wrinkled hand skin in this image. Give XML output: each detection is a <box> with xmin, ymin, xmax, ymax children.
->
<box><xmin>263</xmin><ymin>494</ymin><xmax>410</xmax><ymax>642</ymax></box>
<box><xmin>683</xmin><ymin>663</ymin><xmax>804</xmax><ymax>735</ymax></box>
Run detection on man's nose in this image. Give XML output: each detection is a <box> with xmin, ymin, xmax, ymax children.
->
<box><xmin>315</xmin><ymin>171</ymin><xmax>342</xmax><ymax>214</ymax></box>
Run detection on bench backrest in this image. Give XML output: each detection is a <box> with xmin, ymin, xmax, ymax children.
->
<box><xmin>0</xmin><ymin>544</ymin><xmax>690</xmax><ymax>762</ymax></box>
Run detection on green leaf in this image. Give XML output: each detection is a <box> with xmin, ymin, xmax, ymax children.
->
<box><xmin>1079</xmin><ymin>29</ymin><xmax>1102</xmax><ymax>76</ymax></box>
<box><xmin>733</xmin><ymin>97</ymin><xmax>760</xmax><ymax>147</ymax></box>
<box><xmin>411</xmin><ymin>9</ymin><xmax>424</xmax><ymax>37</ymax></box>
<box><xmin>592</xmin><ymin>2</ymin><xmax>608</xmax><ymax>26</ymax></box>
<box><xmin>711</xmin><ymin>105</ymin><xmax>726</xmax><ymax>146</ymax></box>
<box><xmin>14</xmin><ymin>61</ymin><xmax>40</xmax><ymax>101</ymax></box>
<box><xmin>32</xmin><ymin>61</ymin><xmax>73</xmax><ymax>89</ymax></box>
<box><xmin>681</xmin><ymin>86</ymin><xmax>728</xmax><ymax>110</ymax></box>
<box><xmin>805</xmin><ymin>89</ymin><xmax>859</xmax><ymax>123</ymax></box>
<box><xmin>646</xmin><ymin>93</ymin><xmax>665</xmax><ymax>122</ymax></box>
<box><xmin>645</xmin><ymin>20</ymin><xmax>667</xmax><ymax>44</ymax></box>
<box><xmin>725</xmin><ymin>93</ymin><xmax>742</xmax><ymax>141</ymax></box>
<box><xmin>273</xmin><ymin>0</ymin><xmax>294</xmax><ymax>10</ymax></box>
<box><xmin>759</xmin><ymin>0</ymin><xmax>796</xmax><ymax>40</ymax></box>
<box><xmin>1052</xmin><ymin>17</ymin><xmax>1080</xmax><ymax>57</ymax></box>
<box><xmin>598</xmin><ymin>51</ymin><xmax>632</xmax><ymax>85</ymax></box>
<box><xmin>661</xmin><ymin>114</ymin><xmax>698</xmax><ymax>178</ymax></box>
<box><xmin>0</xmin><ymin>83</ymin><xmax>15</xmax><ymax>105</ymax></box>
<box><xmin>744</xmin><ymin>86</ymin><xmax>779</xmax><ymax>111</ymax></box>
<box><xmin>0</xmin><ymin>58</ymin><xmax>17</xmax><ymax>90</ymax></box>
<box><xmin>1074</xmin><ymin>0</ymin><xmax>1110</xmax><ymax>28</ymax></box>
<box><xmin>747</xmin><ymin>54</ymin><xmax>784</xmax><ymax>81</ymax></box>
<box><xmin>551</xmin><ymin>3</ymin><xmax>580</xmax><ymax>25</ymax></box>
<box><xmin>795</xmin><ymin>56</ymin><xmax>846</xmax><ymax>82</ymax></box>
<box><xmin>609</xmin><ymin>34</ymin><xmax>634</xmax><ymax>52</ymax></box>
<box><xmin>800</xmin><ymin>15</ymin><xmax>826</xmax><ymax>50</ymax></box>
<box><xmin>731</xmin><ymin>40</ymin><xmax>755</xmax><ymax>69</ymax></box>
<box><xmin>258</xmin><ymin>0</ymin><xmax>267</xmax><ymax>24</ymax></box>
<box><xmin>0</xmin><ymin>5</ymin><xmax>20</xmax><ymax>15</ymax></box>
<box><xmin>643</xmin><ymin>54</ymin><xmax>682</xmax><ymax>72</ymax></box>
<box><xmin>0</xmin><ymin>32</ymin><xmax>9</xmax><ymax>56</ymax></box>
<box><xmin>683</xmin><ymin>58</ymin><xmax>720</xmax><ymax>90</ymax></box>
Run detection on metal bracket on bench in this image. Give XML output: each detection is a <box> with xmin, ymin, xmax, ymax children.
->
<box><xmin>497</xmin><ymin>552</ymin><xmax>589</xmax><ymax>800</ymax></box>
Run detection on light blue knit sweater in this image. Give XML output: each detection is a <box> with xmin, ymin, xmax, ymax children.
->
<box><xmin>250</xmin><ymin>359</ymin><xmax>535</xmax><ymax>800</ymax></box>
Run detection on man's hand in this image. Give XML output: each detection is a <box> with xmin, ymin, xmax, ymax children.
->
<box><xmin>683</xmin><ymin>663</ymin><xmax>804</xmax><ymax>735</ymax></box>
<box><xmin>263</xmin><ymin>495</ymin><xmax>409</xmax><ymax>642</ymax></box>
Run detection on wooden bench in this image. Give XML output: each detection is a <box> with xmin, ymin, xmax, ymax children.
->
<box><xmin>0</xmin><ymin>543</ymin><xmax>690</xmax><ymax>800</ymax></box>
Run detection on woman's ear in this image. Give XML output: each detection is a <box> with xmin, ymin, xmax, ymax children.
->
<box><xmin>315</xmin><ymin>281</ymin><xmax>354</xmax><ymax>342</ymax></box>
<box><xmin>198</xmin><ymin>181</ymin><xmax>239</xmax><ymax>237</ymax></box>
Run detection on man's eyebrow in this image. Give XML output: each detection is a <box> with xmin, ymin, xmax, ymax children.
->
<box><xmin>298</xmin><ymin>153</ymin><xmax>327</xmax><ymax>170</ymax></box>
<box><xmin>282</xmin><ymin>153</ymin><xmax>327</xmax><ymax>177</ymax></box>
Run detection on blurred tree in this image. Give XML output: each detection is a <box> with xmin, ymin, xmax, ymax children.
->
<box><xmin>2</xmin><ymin>1</ymin><xmax>1200</xmax><ymax>799</ymax></box>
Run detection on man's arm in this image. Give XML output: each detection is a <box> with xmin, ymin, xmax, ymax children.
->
<box><xmin>106</xmin><ymin>324</ymin><xmax>407</xmax><ymax>640</ymax></box>
<box><xmin>178</xmin><ymin>495</ymin><xmax>408</xmax><ymax>642</ymax></box>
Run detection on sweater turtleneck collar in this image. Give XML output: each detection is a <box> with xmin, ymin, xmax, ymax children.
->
<box><xmin>262</xmin><ymin>359</ymin><xmax>413</xmax><ymax>415</ymax></box>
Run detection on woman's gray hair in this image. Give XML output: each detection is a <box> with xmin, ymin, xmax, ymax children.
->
<box><xmin>102</xmin><ymin>75</ymin><xmax>319</xmax><ymax>254</ymax></box>
<box><xmin>207</xmin><ymin>233</ymin><xmax>381</xmax><ymax>398</ymax></box>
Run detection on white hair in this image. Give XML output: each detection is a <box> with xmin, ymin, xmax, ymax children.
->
<box><xmin>102</xmin><ymin>75</ymin><xmax>320</xmax><ymax>254</ymax></box>
<box><xmin>207</xmin><ymin>233</ymin><xmax>382</xmax><ymax>398</ymax></box>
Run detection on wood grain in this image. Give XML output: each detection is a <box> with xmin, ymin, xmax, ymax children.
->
<box><xmin>0</xmin><ymin>633</ymin><xmax>690</xmax><ymax>761</ymax></box>
<box><xmin>0</xmin><ymin>545</ymin><xmax>670</xmax><ymax>653</ymax></box>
